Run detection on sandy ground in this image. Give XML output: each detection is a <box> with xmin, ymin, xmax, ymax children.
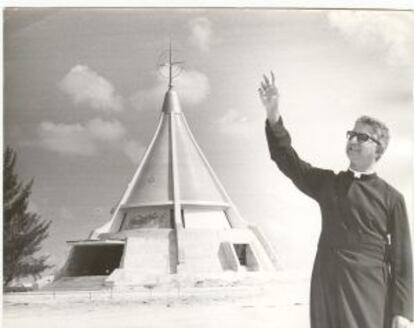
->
<box><xmin>3</xmin><ymin>276</ymin><xmax>311</xmax><ymax>328</ymax></box>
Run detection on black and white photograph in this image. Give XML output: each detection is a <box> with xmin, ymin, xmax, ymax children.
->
<box><xmin>3</xmin><ymin>5</ymin><xmax>414</xmax><ymax>328</ymax></box>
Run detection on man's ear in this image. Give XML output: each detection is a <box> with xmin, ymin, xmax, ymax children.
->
<box><xmin>375</xmin><ymin>144</ymin><xmax>382</xmax><ymax>161</ymax></box>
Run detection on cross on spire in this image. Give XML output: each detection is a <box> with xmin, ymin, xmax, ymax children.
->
<box><xmin>158</xmin><ymin>39</ymin><xmax>184</xmax><ymax>89</ymax></box>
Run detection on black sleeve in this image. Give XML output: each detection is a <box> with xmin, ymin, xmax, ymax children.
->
<box><xmin>389</xmin><ymin>193</ymin><xmax>413</xmax><ymax>320</ymax></box>
<box><xmin>265</xmin><ymin>118</ymin><xmax>333</xmax><ymax>202</ymax></box>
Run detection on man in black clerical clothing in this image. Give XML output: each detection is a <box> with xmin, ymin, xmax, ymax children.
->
<box><xmin>258</xmin><ymin>72</ymin><xmax>413</xmax><ymax>328</ymax></box>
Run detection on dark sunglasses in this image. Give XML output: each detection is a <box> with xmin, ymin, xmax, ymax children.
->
<box><xmin>346</xmin><ymin>131</ymin><xmax>380</xmax><ymax>145</ymax></box>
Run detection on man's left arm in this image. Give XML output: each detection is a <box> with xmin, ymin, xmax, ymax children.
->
<box><xmin>390</xmin><ymin>194</ymin><xmax>413</xmax><ymax>326</ymax></box>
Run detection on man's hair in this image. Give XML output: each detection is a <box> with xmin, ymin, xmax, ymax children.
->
<box><xmin>355</xmin><ymin>115</ymin><xmax>390</xmax><ymax>161</ymax></box>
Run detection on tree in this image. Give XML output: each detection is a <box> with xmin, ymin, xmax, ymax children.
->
<box><xmin>3</xmin><ymin>146</ymin><xmax>52</xmax><ymax>286</ymax></box>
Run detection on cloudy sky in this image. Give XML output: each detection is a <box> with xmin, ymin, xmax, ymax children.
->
<box><xmin>4</xmin><ymin>8</ymin><xmax>413</xmax><ymax>273</ymax></box>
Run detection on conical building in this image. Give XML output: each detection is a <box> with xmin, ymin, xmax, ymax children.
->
<box><xmin>54</xmin><ymin>81</ymin><xmax>278</xmax><ymax>288</ymax></box>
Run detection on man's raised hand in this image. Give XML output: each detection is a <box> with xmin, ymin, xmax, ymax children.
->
<box><xmin>258</xmin><ymin>71</ymin><xmax>280</xmax><ymax>124</ymax></box>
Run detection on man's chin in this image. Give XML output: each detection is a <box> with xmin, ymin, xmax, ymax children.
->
<box><xmin>346</xmin><ymin>153</ymin><xmax>359</xmax><ymax>162</ymax></box>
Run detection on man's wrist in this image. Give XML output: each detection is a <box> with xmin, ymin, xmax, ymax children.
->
<box><xmin>267</xmin><ymin>113</ymin><xmax>280</xmax><ymax>126</ymax></box>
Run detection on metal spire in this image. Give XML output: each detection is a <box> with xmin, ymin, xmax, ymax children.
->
<box><xmin>158</xmin><ymin>39</ymin><xmax>184</xmax><ymax>89</ymax></box>
<box><xmin>168</xmin><ymin>40</ymin><xmax>173</xmax><ymax>88</ymax></box>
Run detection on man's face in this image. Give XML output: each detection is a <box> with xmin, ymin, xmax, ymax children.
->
<box><xmin>346</xmin><ymin>122</ymin><xmax>379</xmax><ymax>170</ymax></box>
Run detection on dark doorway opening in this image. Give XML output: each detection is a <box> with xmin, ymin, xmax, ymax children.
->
<box><xmin>233</xmin><ymin>243</ymin><xmax>259</xmax><ymax>271</ymax></box>
<box><xmin>65</xmin><ymin>244</ymin><xmax>124</xmax><ymax>276</ymax></box>
<box><xmin>234</xmin><ymin>244</ymin><xmax>247</xmax><ymax>265</ymax></box>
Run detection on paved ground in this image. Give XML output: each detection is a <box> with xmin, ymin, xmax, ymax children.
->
<box><xmin>3</xmin><ymin>279</ymin><xmax>311</xmax><ymax>328</ymax></box>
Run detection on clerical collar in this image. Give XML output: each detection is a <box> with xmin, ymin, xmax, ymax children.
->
<box><xmin>348</xmin><ymin>167</ymin><xmax>376</xmax><ymax>179</ymax></box>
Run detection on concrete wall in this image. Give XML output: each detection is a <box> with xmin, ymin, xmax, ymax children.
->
<box><xmin>178</xmin><ymin>230</ymin><xmax>226</xmax><ymax>273</ymax></box>
<box><xmin>121</xmin><ymin>229</ymin><xmax>177</xmax><ymax>274</ymax></box>
<box><xmin>218</xmin><ymin>242</ymin><xmax>239</xmax><ymax>271</ymax></box>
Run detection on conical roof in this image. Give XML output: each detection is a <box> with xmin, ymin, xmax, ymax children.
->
<box><xmin>122</xmin><ymin>88</ymin><xmax>229</xmax><ymax>208</ymax></box>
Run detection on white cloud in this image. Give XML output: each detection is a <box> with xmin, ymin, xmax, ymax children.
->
<box><xmin>327</xmin><ymin>11</ymin><xmax>414</xmax><ymax>68</ymax></box>
<box><xmin>38</xmin><ymin>118</ymin><xmax>127</xmax><ymax>156</ymax></box>
<box><xmin>188</xmin><ymin>17</ymin><xmax>213</xmax><ymax>52</ymax></box>
<box><xmin>122</xmin><ymin>139</ymin><xmax>145</xmax><ymax>164</ymax></box>
<box><xmin>131</xmin><ymin>69</ymin><xmax>210</xmax><ymax>111</ymax></box>
<box><xmin>59</xmin><ymin>65</ymin><xmax>124</xmax><ymax>112</ymax></box>
<box><xmin>86</xmin><ymin>118</ymin><xmax>126</xmax><ymax>142</ymax></box>
<box><xmin>38</xmin><ymin>121</ymin><xmax>96</xmax><ymax>155</ymax></box>
<box><xmin>217</xmin><ymin>109</ymin><xmax>254</xmax><ymax>138</ymax></box>
<box><xmin>175</xmin><ymin>70</ymin><xmax>210</xmax><ymax>105</ymax></box>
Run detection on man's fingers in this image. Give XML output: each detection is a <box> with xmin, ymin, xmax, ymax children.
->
<box><xmin>263</xmin><ymin>74</ymin><xmax>270</xmax><ymax>87</ymax></box>
<box><xmin>260</xmin><ymin>72</ymin><xmax>279</xmax><ymax>104</ymax></box>
<box><xmin>258</xmin><ymin>88</ymin><xmax>268</xmax><ymax>106</ymax></box>
<box><xmin>271</xmin><ymin>71</ymin><xmax>275</xmax><ymax>86</ymax></box>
